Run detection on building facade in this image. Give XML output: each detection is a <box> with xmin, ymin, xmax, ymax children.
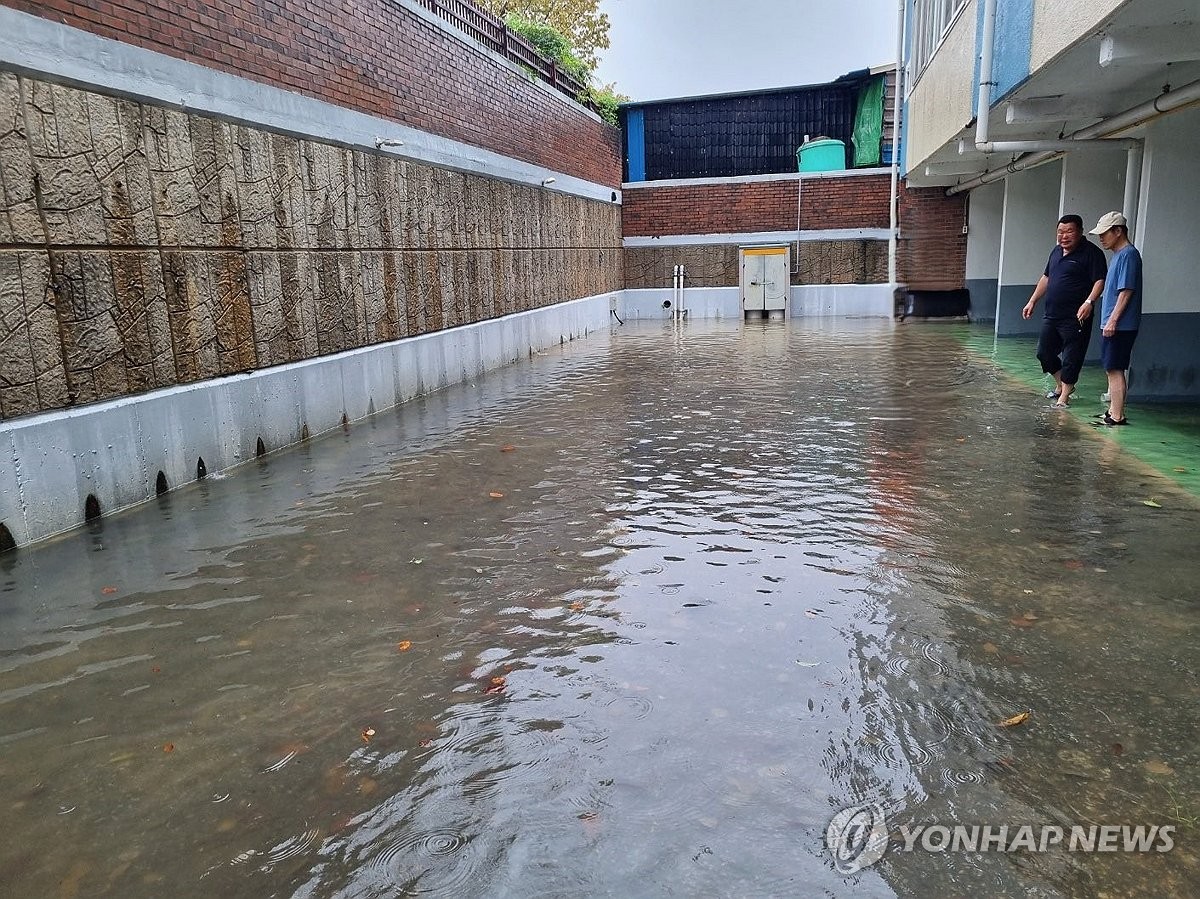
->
<box><xmin>904</xmin><ymin>0</ymin><xmax>1200</xmax><ymax>400</ymax></box>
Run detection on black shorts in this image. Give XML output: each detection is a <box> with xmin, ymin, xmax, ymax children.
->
<box><xmin>1101</xmin><ymin>330</ymin><xmax>1138</xmax><ymax>371</ymax></box>
<box><xmin>1036</xmin><ymin>317</ymin><xmax>1092</xmax><ymax>384</ymax></box>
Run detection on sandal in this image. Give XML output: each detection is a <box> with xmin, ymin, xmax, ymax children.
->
<box><xmin>1103</xmin><ymin>413</ymin><xmax>1129</xmax><ymax>426</ymax></box>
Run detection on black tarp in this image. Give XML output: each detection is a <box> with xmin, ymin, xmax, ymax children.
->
<box><xmin>623</xmin><ymin>78</ymin><xmax>864</xmax><ymax>181</ymax></box>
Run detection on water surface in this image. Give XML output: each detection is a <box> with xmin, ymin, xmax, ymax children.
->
<box><xmin>2</xmin><ymin>320</ymin><xmax>1198</xmax><ymax>897</ymax></box>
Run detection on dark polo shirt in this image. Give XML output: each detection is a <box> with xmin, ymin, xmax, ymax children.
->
<box><xmin>1042</xmin><ymin>239</ymin><xmax>1107</xmax><ymax>321</ymax></box>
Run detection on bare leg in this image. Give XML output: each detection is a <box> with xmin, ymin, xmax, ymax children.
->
<box><xmin>1107</xmin><ymin>370</ymin><xmax>1127</xmax><ymax>421</ymax></box>
<box><xmin>1056</xmin><ymin>382</ymin><xmax>1074</xmax><ymax>406</ymax></box>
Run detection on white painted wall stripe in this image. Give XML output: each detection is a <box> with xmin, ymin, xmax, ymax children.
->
<box><xmin>623</xmin><ymin>229</ymin><xmax>893</xmax><ymax>247</ymax></box>
<box><xmin>623</xmin><ymin>168</ymin><xmax>892</xmax><ymax>189</ymax></box>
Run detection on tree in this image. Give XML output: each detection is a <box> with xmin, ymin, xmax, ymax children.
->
<box><xmin>478</xmin><ymin>0</ymin><xmax>611</xmax><ymax>70</ymax></box>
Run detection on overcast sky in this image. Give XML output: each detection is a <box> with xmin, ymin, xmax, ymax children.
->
<box><xmin>593</xmin><ymin>0</ymin><xmax>900</xmax><ymax>102</ymax></box>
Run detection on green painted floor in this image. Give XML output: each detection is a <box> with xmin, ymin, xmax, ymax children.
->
<box><xmin>954</xmin><ymin>324</ymin><xmax>1200</xmax><ymax>498</ymax></box>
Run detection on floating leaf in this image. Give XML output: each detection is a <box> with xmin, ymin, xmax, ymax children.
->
<box><xmin>418</xmin><ymin>738</ymin><xmax>433</xmax><ymax>748</ymax></box>
<box><xmin>101</xmin><ymin>586</ymin><xmax>118</xmax><ymax>595</ymax></box>
<box><xmin>1143</xmin><ymin>499</ymin><xmax>1162</xmax><ymax>508</ymax></box>
<box><xmin>569</xmin><ymin>601</ymin><xmax>585</xmax><ymax>611</ymax></box>
<box><xmin>397</xmin><ymin>640</ymin><xmax>412</xmax><ymax>652</ymax></box>
<box><xmin>1144</xmin><ymin>759</ymin><xmax>1175</xmax><ymax>776</ymax></box>
<box><xmin>997</xmin><ymin>710</ymin><xmax>1031</xmax><ymax>728</ymax></box>
<box><xmin>1022</xmin><ymin>611</ymin><xmax>1040</xmax><ymax>622</ymax></box>
<box><xmin>489</xmin><ymin>491</ymin><xmax>505</xmax><ymax>499</ymax></box>
<box><xmin>361</xmin><ymin>727</ymin><xmax>376</xmax><ymax>743</ymax></box>
<box><xmin>163</xmin><ymin>743</ymin><xmax>176</xmax><ymax>753</ymax></box>
<box><xmin>484</xmin><ymin>676</ymin><xmax>507</xmax><ymax>695</ymax></box>
<box><xmin>982</xmin><ymin>642</ymin><xmax>999</xmax><ymax>654</ymax></box>
<box><xmin>1173</xmin><ymin>467</ymin><xmax>1187</xmax><ymax>473</ymax></box>
<box><xmin>151</xmin><ymin>666</ymin><xmax>161</xmax><ymax>674</ymax></box>
<box><xmin>500</xmin><ymin>445</ymin><xmax>517</xmax><ymax>453</ymax></box>
<box><xmin>1022</xmin><ymin>589</ymin><xmax>1034</xmax><ymax>595</ymax></box>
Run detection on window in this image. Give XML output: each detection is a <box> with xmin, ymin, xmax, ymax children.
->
<box><xmin>910</xmin><ymin>0</ymin><xmax>968</xmax><ymax>79</ymax></box>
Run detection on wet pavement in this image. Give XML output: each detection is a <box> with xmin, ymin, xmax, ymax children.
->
<box><xmin>1</xmin><ymin>320</ymin><xmax>1198</xmax><ymax>897</ymax></box>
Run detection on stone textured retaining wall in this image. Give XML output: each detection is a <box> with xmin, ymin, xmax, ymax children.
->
<box><xmin>623</xmin><ymin>241</ymin><xmax>888</xmax><ymax>289</ymax></box>
<box><xmin>0</xmin><ymin>74</ymin><xmax>622</xmax><ymax>420</ymax></box>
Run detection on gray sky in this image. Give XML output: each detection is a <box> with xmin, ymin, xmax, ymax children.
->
<box><xmin>593</xmin><ymin>0</ymin><xmax>900</xmax><ymax>102</ymax></box>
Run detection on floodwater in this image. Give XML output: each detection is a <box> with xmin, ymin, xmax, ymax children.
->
<box><xmin>1</xmin><ymin>320</ymin><xmax>1198</xmax><ymax>898</ymax></box>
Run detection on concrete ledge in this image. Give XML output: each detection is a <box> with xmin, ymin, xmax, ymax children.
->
<box><xmin>623</xmin><ymin>229</ymin><xmax>893</xmax><ymax>247</ymax></box>
<box><xmin>0</xmin><ymin>294</ymin><xmax>615</xmax><ymax>549</ymax></box>
<box><xmin>791</xmin><ymin>284</ymin><xmax>895</xmax><ymax>318</ymax></box>
<box><xmin>618</xmin><ymin>284</ymin><xmax>896</xmax><ymax>320</ymax></box>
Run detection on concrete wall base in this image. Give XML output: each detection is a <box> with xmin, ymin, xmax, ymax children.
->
<box><xmin>619</xmin><ymin>284</ymin><xmax>896</xmax><ymax>321</ymax></box>
<box><xmin>0</xmin><ymin>292</ymin><xmax>616</xmax><ymax>550</ymax></box>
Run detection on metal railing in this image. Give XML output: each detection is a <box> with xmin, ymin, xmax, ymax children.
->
<box><xmin>412</xmin><ymin>0</ymin><xmax>593</xmax><ymax>108</ymax></box>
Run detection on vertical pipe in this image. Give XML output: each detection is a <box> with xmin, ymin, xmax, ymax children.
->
<box><xmin>1123</xmin><ymin>143</ymin><xmax>1143</xmax><ymax>239</ymax></box>
<box><xmin>975</xmin><ymin>0</ymin><xmax>999</xmax><ymax>147</ymax></box>
<box><xmin>888</xmin><ymin>0</ymin><xmax>905</xmax><ymax>285</ymax></box>
<box><xmin>679</xmin><ymin>265</ymin><xmax>685</xmax><ymax>318</ymax></box>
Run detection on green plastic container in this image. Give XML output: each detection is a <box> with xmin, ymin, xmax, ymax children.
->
<box><xmin>797</xmin><ymin>138</ymin><xmax>846</xmax><ymax>173</ymax></box>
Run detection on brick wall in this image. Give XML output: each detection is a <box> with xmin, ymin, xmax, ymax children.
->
<box><xmin>898</xmin><ymin>185</ymin><xmax>968</xmax><ymax>290</ymax></box>
<box><xmin>0</xmin><ymin>0</ymin><xmax>621</xmax><ymax>186</ymax></box>
<box><xmin>621</xmin><ymin>175</ymin><xmax>892</xmax><ymax>237</ymax></box>
<box><xmin>621</xmin><ymin>174</ymin><xmax>968</xmax><ymax>290</ymax></box>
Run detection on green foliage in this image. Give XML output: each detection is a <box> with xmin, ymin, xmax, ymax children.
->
<box><xmin>502</xmin><ymin>12</ymin><xmax>624</xmax><ymax>125</ymax></box>
<box><xmin>585</xmin><ymin>83</ymin><xmax>629</xmax><ymax>127</ymax></box>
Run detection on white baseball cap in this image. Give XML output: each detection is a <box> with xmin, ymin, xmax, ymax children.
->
<box><xmin>1089</xmin><ymin>211</ymin><xmax>1127</xmax><ymax>234</ymax></box>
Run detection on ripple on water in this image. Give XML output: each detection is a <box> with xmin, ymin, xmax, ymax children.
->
<box><xmin>366</xmin><ymin>828</ymin><xmax>480</xmax><ymax>895</ymax></box>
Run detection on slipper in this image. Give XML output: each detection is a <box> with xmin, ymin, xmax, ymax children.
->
<box><xmin>1103</xmin><ymin>413</ymin><xmax>1129</xmax><ymax>426</ymax></box>
<box><xmin>1045</xmin><ymin>390</ymin><xmax>1060</xmax><ymax>399</ymax></box>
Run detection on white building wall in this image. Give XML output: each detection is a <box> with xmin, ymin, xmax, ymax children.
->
<box><xmin>997</xmin><ymin>160</ymin><xmax>1062</xmax><ymax>335</ymax></box>
<box><xmin>1029</xmin><ymin>0</ymin><xmax>1126</xmax><ymax>72</ymax></box>
<box><xmin>904</xmin><ymin>0</ymin><xmax>979</xmax><ymax>172</ymax></box>
<box><xmin>1136</xmin><ymin>106</ymin><xmax>1200</xmax><ymax>315</ymax></box>
<box><xmin>965</xmin><ymin>181</ymin><xmax>1004</xmax><ymax>321</ymax></box>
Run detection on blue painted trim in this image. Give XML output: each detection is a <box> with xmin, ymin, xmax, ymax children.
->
<box><xmin>993</xmin><ymin>0</ymin><xmax>1033</xmax><ymax>100</ymax></box>
<box><xmin>626</xmin><ymin>108</ymin><xmax>646</xmax><ymax>183</ymax></box>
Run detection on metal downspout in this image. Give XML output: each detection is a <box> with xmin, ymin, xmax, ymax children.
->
<box><xmin>888</xmin><ymin>0</ymin><xmax>905</xmax><ymax>286</ymax></box>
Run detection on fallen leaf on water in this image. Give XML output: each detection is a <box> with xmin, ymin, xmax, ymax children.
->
<box><xmin>500</xmin><ymin>445</ymin><xmax>517</xmax><ymax>453</ymax></box>
<box><xmin>955</xmin><ymin>437</ymin><xmax>967</xmax><ymax>443</ymax></box>
<box><xmin>163</xmin><ymin>743</ymin><xmax>176</xmax><ymax>753</ymax></box>
<box><xmin>1143</xmin><ymin>499</ymin><xmax>1162</xmax><ymax>508</ymax></box>
<box><xmin>982</xmin><ymin>642</ymin><xmax>999</xmax><ymax>654</ymax></box>
<box><xmin>489</xmin><ymin>491</ymin><xmax>505</xmax><ymax>499</ymax></box>
<box><xmin>361</xmin><ymin>728</ymin><xmax>376</xmax><ymax>743</ymax></box>
<box><xmin>397</xmin><ymin>640</ymin><xmax>412</xmax><ymax>652</ymax></box>
<box><xmin>484</xmin><ymin>676</ymin><xmax>507</xmax><ymax>695</ymax></box>
<box><xmin>418</xmin><ymin>738</ymin><xmax>433</xmax><ymax>748</ymax></box>
<box><xmin>997</xmin><ymin>711</ymin><xmax>1031</xmax><ymax>728</ymax></box>
<box><xmin>101</xmin><ymin>586</ymin><xmax>118</xmax><ymax>595</ymax></box>
<box><xmin>1022</xmin><ymin>611</ymin><xmax>1040</xmax><ymax>622</ymax></box>
<box><xmin>1144</xmin><ymin>759</ymin><xmax>1175</xmax><ymax>776</ymax></box>
<box><xmin>151</xmin><ymin>666</ymin><xmax>161</xmax><ymax>674</ymax></box>
<box><xmin>1173</xmin><ymin>467</ymin><xmax>1187</xmax><ymax>473</ymax></box>
<box><xmin>569</xmin><ymin>601</ymin><xmax>585</xmax><ymax>611</ymax></box>
<box><xmin>1022</xmin><ymin>589</ymin><xmax>1034</xmax><ymax>595</ymax></box>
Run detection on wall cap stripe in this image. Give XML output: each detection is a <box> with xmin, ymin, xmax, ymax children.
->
<box><xmin>623</xmin><ymin>169</ymin><xmax>892</xmax><ymax>189</ymax></box>
<box><xmin>624</xmin><ymin>229</ymin><xmax>893</xmax><ymax>247</ymax></box>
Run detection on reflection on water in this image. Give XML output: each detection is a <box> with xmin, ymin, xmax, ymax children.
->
<box><xmin>1</xmin><ymin>321</ymin><xmax>1197</xmax><ymax>897</ymax></box>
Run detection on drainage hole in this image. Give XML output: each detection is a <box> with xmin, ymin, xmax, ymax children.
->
<box><xmin>197</xmin><ymin>457</ymin><xmax>207</xmax><ymax>480</ymax></box>
<box><xmin>84</xmin><ymin>494</ymin><xmax>102</xmax><ymax>522</ymax></box>
<box><xmin>155</xmin><ymin>471</ymin><xmax>169</xmax><ymax>496</ymax></box>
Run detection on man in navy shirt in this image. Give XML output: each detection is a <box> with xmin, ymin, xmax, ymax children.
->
<box><xmin>1021</xmin><ymin>214</ymin><xmax>1108</xmax><ymax>407</ymax></box>
<box><xmin>1089</xmin><ymin>211</ymin><xmax>1142</xmax><ymax>426</ymax></box>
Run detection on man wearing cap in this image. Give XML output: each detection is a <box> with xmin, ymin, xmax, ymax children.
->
<box><xmin>1021</xmin><ymin>215</ymin><xmax>1107</xmax><ymax>407</ymax></box>
<box><xmin>1089</xmin><ymin>211</ymin><xmax>1142</xmax><ymax>426</ymax></box>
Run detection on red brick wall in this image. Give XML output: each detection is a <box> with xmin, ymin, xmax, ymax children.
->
<box><xmin>621</xmin><ymin>175</ymin><xmax>892</xmax><ymax>236</ymax></box>
<box><xmin>1</xmin><ymin>0</ymin><xmax>621</xmax><ymax>186</ymax></box>
<box><xmin>898</xmin><ymin>184</ymin><xmax>968</xmax><ymax>290</ymax></box>
<box><xmin>621</xmin><ymin>174</ymin><xmax>968</xmax><ymax>289</ymax></box>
